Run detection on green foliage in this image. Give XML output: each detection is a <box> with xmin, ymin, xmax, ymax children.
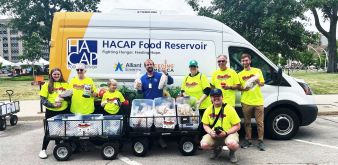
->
<box><xmin>0</xmin><ymin>0</ymin><xmax>100</xmax><ymax>42</ymax></box>
<box><xmin>118</xmin><ymin>85</ymin><xmax>143</xmax><ymax>101</ymax></box>
<box><xmin>166</xmin><ymin>86</ymin><xmax>181</xmax><ymax>98</ymax></box>
<box><xmin>294</xmin><ymin>50</ymin><xmax>317</xmax><ymax>68</ymax></box>
<box><xmin>21</xmin><ymin>32</ymin><xmax>44</xmax><ymax>62</ymax></box>
<box><xmin>187</xmin><ymin>0</ymin><xmax>318</xmax><ymax>60</ymax></box>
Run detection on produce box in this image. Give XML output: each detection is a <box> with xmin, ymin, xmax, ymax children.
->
<box><xmin>176</xmin><ymin>97</ymin><xmax>200</xmax><ymax>130</ymax></box>
<box><xmin>154</xmin><ymin>97</ymin><xmax>176</xmax><ymax>130</ymax></box>
<box><xmin>129</xmin><ymin>99</ymin><xmax>154</xmax><ymax>131</ymax></box>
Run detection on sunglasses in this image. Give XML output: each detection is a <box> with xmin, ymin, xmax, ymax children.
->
<box><xmin>217</xmin><ymin>60</ymin><xmax>226</xmax><ymax>63</ymax></box>
<box><xmin>76</xmin><ymin>69</ymin><xmax>84</xmax><ymax>72</ymax></box>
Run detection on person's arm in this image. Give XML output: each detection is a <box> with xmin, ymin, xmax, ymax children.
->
<box><xmin>218</xmin><ymin>123</ymin><xmax>240</xmax><ymax>138</ymax></box>
<box><xmin>40</xmin><ymin>96</ymin><xmax>55</xmax><ymax>108</ymax></box>
<box><xmin>203</xmin><ymin>124</ymin><xmax>216</xmax><ymax>138</ymax></box>
<box><xmin>166</xmin><ymin>74</ymin><xmax>174</xmax><ymax>85</ymax></box>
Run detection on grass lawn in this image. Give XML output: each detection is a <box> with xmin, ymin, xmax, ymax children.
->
<box><xmin>0</xmin><ymin>77</ymin><xmax>42</xmax><ymax>101</ymax></box>
<box><xmin>289</xmin><ymin>70</ymin><xmax>338</xmax><ymax>94</ymax></box>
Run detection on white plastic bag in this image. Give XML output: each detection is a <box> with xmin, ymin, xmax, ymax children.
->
<box><xmin>244</xmin><ymin>74</ymin><xmax>259</xmax><ymax>90</ymax></box>
<box><xmin>133</xmin><ymin>71</ymin><xmax>142</xmax><ymax>90</ymax></box>
<box><xmin>158</xmin><ymin>74</ymin><xmax>168</xmax><ymax>89</ymax></box>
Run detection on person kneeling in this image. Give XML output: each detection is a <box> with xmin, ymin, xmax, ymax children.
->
<box><xmin>200</xmin><ymin>88</ymin><xmax>241</xmax><ymax>163</ymax></box>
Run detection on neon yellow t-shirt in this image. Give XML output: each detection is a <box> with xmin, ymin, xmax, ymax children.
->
<box><xmin>39</xmin><ymin>82</ymin><xmax>69</xmax><ymax>111</ymax></box>
<box><xmin>211</xmin><ymin>68</ymin><xmax>240</xmax><ymax>106</ymax></box>
<box><xmin>69</xmin><ymin>77</ymin><xmax>97</xmax><ymax>114</ymax></box>
<box><xmin>181</xmin><ymin>73</ymin><xmax>211</xmax><ymax>109</ymax></box>
<box><xmin>238</xmin><ymin>67</ymin><xmax>265</xmax><ymax>106</ymax></box>
<box><xmin>101</xmin><ymin>90</ymin><xmax>125</xmax><ymax>114</ymax></box>
<box><xmin>201</xmin><ymin>104</ymin><xmax>240</xmax><ymax>131</ymax></box>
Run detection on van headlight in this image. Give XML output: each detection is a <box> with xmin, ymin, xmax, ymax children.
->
<box><xmin>298</xmin><ymin>82</ymin><xmax>313</xmax><ymax>95</ymax></box>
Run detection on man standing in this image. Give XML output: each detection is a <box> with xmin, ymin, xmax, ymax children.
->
<box><xmin>135</xmin><ymin>59</ymin><xmax>174</xmax><ymax>148</ymax></box>
<box><xmin>136</xmin><ymin>59</ymin><xmax>173</xmax><ymax>99</ymax></box>
<box><xmin>211</xmin><ymin>55</ymin><xmax>240</xmax><ymax>107</ymax></box>
<box><xmin>238</xmin><ymin>53</ymin><xmax>266</xmax><ymax>151</ymax></box>
<box><xmin>200</xmin><ymin>88</ymin><xmax>241</xmax><ymax>163</ymax></box>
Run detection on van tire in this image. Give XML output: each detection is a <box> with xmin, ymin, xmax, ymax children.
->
<box><xmin>266</xmin><ymin>108</ymin><xmax>299</xmax><ymax>140</ymax></box>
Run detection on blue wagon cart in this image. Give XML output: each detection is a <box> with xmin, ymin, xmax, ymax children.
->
<box><xmin>0</xmin><ymin>90</ymin><xmax>20</xmax><ymax>131</ymax></box>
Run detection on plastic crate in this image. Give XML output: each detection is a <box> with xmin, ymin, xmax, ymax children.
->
<box><xmin>176</xmin><ymin>97</ymin><xmax>200</xmax><ymax>130</ymax></box>
<box><xmin>129</xmin><ymin>99</ymin><xmax>154</xmax><ymax>131</ymax></box>
<box><xmin>102</xmin><ymin>115</ymin><xmax>123</xmax><ymax>136</ymax></box>
<box><xmin>154</xmin><ymin>97</ymin><xmax>176</xmax><ymax>130</ymax></box>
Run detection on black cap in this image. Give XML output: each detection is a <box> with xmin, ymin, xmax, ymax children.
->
<box><xmin>210</xmin><ymin>88</ymin><xmax>222</xmax><ymax>96</ymax></box>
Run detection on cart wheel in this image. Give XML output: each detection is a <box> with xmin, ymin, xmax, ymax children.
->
<box><xmin>0</xmin><ymin>118</ymin><xmax>6</xmax><ymax>131</ymax></box>
<box><xmin>53</xmin><ymin>143</ymin><xmax>72</xmax><ymax>161</ymax></box>
<box><xmin>179</xmin><ymin>137</ymin><xmax>197</xmax><ymax>156</ymax></box>
<box><xmin>10</xmin><ymin>115</ymin><xmax>18</xmax><ymax>126</ymax></box>
<box><xmin>101</xmin><ymin>142</ymin><xmax>119</xmax><ymax>160</ymax></box>
<box><xmin>132</xmin><ymin>138</ymin><xmax>149</xmax><ymax>157</ymax></box>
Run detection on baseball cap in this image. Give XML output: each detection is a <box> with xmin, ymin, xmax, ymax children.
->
<box><xmin>189</xmin><ymin>60</ymin><xmax>198</xmax><ymax>67</ymax></box>
<box><xmin>210</xmin><ymin>88</ymin><xmax>223</xmax><ymax>97</ymax></box>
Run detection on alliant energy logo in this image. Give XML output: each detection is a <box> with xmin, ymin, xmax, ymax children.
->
<box><xmin>114</xmin><ymin>62</ymin><xmax>142</xmax><ymax>72</ymax></box>
<box><xmin>67</xmin><ymin>39</ymin><xmax>98</xmax><ymax>69</ymax></box>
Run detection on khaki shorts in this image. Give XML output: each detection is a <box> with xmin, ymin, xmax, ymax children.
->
<box><xmin>201</xmin><ymin>132</ymin><xmax>239</xmax><ymax>147</ymax></box>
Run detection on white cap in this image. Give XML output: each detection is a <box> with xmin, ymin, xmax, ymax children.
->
<box><xmin>75</xmin><ymin>63</ymin><xmax>86</xmax><ymax>70</ymax></box>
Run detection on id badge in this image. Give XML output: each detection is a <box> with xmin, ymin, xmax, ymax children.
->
<box><xmin>148</xmin><ymin>83</ymin><xmax>152</xmax><ymax>89</ymax></box>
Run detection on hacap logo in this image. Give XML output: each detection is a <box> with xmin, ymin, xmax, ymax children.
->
<box><xmin>67</xmin><ymin>39</ymin><xmax>98</xmax><ymax>69</ymax></box>
<box><xmin>154</xmin><ymin>60</ymin><xmax>174</xmax><ymax>72</ymax></box>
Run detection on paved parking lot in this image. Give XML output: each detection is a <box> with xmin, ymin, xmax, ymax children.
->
<box><xmin>1</xmin><ymin>116</ymin><xmax>338</xmax><ymax>165</ymax></box>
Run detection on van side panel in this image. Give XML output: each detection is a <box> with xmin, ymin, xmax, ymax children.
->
<box><xmin>49</xmin><ymin>12</ymin><xmax>93</xmax><ymax>80</ymax></box>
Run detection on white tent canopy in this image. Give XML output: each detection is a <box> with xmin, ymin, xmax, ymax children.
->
<box><xmin>0</xmin><ymin>56</ymin><xmax>14</xmax><ymax>67</ymax></box>
<box><xmin>14</xmin><ymin>58</ymin><xmax>49</xmax><ymax>66</ymax></box>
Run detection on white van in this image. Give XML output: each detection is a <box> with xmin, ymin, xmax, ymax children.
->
<box><xmin>49</xmin><ymin>11</ymin><xmax>318</xmax><ymax>140</ymax></box>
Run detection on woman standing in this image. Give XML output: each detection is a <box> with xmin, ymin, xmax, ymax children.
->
<box><xmin>180</xmin><ymin>60</ymin><xmax>211</xmax><ymax>118</ymax></box>
<box><xmin>69</xmin><ymin>63</ymin><xmax>97</xmax><ymax>114</ymax></box>
<box><xmin>39</xmin><ymin>68</ymin><xmax>69</xmax><ymax>159</ymax></box>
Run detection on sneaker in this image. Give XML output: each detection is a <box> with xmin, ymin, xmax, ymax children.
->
<box><xmin>158</xmin><ymin>138</ymin><xmax>168</xmax><ymax>149</ymax></box>
<box><xmin>241</xmin><ymin>140</ymin><xmax>252</xmax><ymax>149</ymax></box>
<box><xmin>210</xmin><ymin>146</ymin><xmax>222</xmax><ymax>159</ymax></box>
<box><xmin>258</xmin><ymin>140</ymin><xmax>266</xmax><ymax>151</ymax></box>
<box><xmin>222</xmin><ymin>146</ymin><xmax>229</xmax><ymax>151</ymax></box>
<box><xmin>39</xmin><ymin>150</ymin><xmax>48</xmax><ymax>159</ymax></box>
<box><xmin>229</xmin><ymin>151</ymin><xmax>238</xmax><ymax>163</ymax></box>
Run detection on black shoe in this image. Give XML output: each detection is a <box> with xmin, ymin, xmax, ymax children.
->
<box><xmin>241</xmin><ymin>140</ymin><xmax>252</xmax><ymax>149</ymax></box>
<box><xmin>258</xmin><ymin>140</ymin><xmax>266</xmax><ymax>151</ymax></box>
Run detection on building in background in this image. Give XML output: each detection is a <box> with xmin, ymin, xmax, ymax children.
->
<box><xmin>0</xmin><ymin>18</ymin><xmax>49</xmax><ymax>63</ymax></box>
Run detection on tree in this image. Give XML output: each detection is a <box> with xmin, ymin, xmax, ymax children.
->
<box><xmin>21</xmin><ymin>32</ymin><xmax>44</xmax><ymax>77</ymax></box>
<box><xmin>303</xmin><ymin>0</ymin><xmax>338</xmax><ymax>73</ymax></box>
<box><xmin>187</xmin><ymin>0</ymin><xmax>318</xmax><ymax>64</ymax></box>
<box><xmin>0</xmin><ymin>0</ymin><xmax>100</xmax><ymax>54</ymax></box>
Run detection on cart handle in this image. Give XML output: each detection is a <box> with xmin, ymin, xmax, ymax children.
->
<box><xmin>6</xmin><ymin>90</ymin><xmax>14</xmax><ymax>102</ymax></box>
<box><xmin>6</xmin><ymin>90</ymin><xmax>14</xmax><ymax>96</ymax></box>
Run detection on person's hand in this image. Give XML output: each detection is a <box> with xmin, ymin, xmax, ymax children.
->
<box><xmin>161</xmin><ymin>67</ymin><xmax>167</xmax><ymax>75</ymax></box>
<box><xmin>217</xmin><ymin>131</ymin><xmax>228</xmax><ymax>138</ymax></box>
<box><xmin>54</xmin><ymin>102</ymin><xmax>62</xmax><ymax>108</ymax></box>
<box><xmin>196</xmin><ymin>100</ymin><xmax>201</xmax><ymax>109</ymax></box>
<box><xmin>209</xmin><ymin>130</ymin><xmax>216</xmax><ymax>138</ymax></box>
<box><xmin>101</xmin><ymin>101</ymin><xmax>107</xmax><ymax>107</ymax></box>
<box><xmin>136</xmin><ymin>82</ymin><xmax>142</xmax><ymax>90</ymax></box>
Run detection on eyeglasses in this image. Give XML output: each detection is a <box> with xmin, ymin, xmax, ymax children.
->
<box><xmin>76</xmin><ymin>69</ymin><xmax>84</xmax><ymax>72</ymax></box>
<box><xmin>217</xmin><ymin>60</ymin><xmax>226</xmax><ymax>63</ymax></box>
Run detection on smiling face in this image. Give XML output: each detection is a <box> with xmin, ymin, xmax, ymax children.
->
<box><xmin>144</xmin><ymin>59</ymin><xmax>154</xmax><ymax>73</ymax></box>
<box><xmin>52</xmin><ymin>70</ymin><xmax>61</xmax><ymax>81</ymax></box>
<box><xmin>76</xmin><ymin>68</ymin><xmax>86</xmax><ymax>79</ymax></box>
<box><xmin>211</xmin><ymin>95</ymin><xmax>223</xmax><ymax>107</ymax></box>
<box><xmin>241</xmin><ymin>54</ymin><xmax>251</xmax><ymax>69</ymax></box>
<box><xmin>109</xmin><ymin>82</ymin><xmax>117</xmax><ymax>92</ymax></box>
<box><xmin>217</xmin><ymin>55</ymin><xmax>227</xmax><ymax>70</ymax></box>
<box><xmin>189</xmin><ymin>66</ymin><xmax>198</xmax><ymax>75</ymax></box>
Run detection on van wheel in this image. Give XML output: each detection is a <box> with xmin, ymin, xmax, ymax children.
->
<box><xmin>266</xmin><ymin>108</ymin><xmax>299</xmax><ymax>140</ymax></box>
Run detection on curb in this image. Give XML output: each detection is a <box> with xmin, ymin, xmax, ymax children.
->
<box><xmin>318</xmin><ymin>111</ymin><xmax>338</xmax><ymax>116</ymax></box>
